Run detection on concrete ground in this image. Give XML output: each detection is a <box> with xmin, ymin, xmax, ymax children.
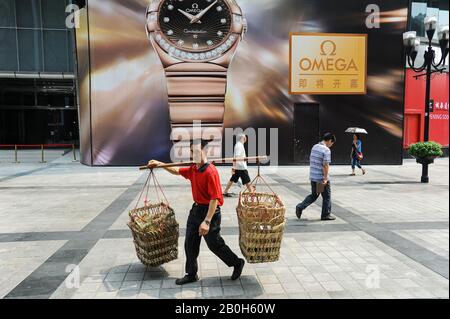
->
<box><xmin>0</xmin><ymin>150</ymin><xmax>448</xmax><ymax>299</ymax></box>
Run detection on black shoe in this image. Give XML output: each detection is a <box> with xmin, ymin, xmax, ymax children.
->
<box><xmin>231</xmin><ymin>259</ymin><xmax>245</xmax><ymax>281</ymax></box>
<box><xmin>321</xmin><ymin>215</ymin><xmax>336</xmax><ymax>221</ymax></box>
<box><xmin>175</xmin><ymin>275</ymin><xmax>199</xmax><ymax>286</ymax></box>
<box><xmin>296</xmin><ymin>207</ymin><xmax>303</xmax><ymax>219</ymax></box>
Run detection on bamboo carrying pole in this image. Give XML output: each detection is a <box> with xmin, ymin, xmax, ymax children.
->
<box><xmin>139</xmin><ymin>156</ymin><xmax>268</xmax><ymax>171</ymax></box>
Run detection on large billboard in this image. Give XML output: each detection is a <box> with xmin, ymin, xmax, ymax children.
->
<box><xmin>75</xmin><ymin>0</ymin><xmax>408</xmax><ymax>166</ymax></box>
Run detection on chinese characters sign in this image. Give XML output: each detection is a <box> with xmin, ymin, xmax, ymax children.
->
<box><xmin>289</xmin><ymin>33</ymin><xmax>368</xmax><ymax>94</ymax></box>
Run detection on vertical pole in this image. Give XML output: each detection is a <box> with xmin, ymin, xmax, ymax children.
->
<box><xmin>421</xmin><ymin>43</ymin><xmax>433</xmax><ymax>184</ymax></box>
<box><xmin>40</xmin><ymin>144</ymin><xmax>46</xmax><ymax>163</ymax></box>
<box><xmin>14</xmin><ymin>145</ymin><xmax>19</xmax><ymax>163</ymax></box>
<box><xmin>72</xmin><ymin>144</ymin><xmax>77</xmax><ymax>161</ymax></box>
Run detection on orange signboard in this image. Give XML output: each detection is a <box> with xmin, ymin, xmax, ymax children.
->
<box><xmin>289</xmin><ymin>33</ymin><xmax>368</xmax><ymax>95</ymax></box>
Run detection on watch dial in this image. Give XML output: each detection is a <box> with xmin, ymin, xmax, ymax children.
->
<box><xmin>158</xmin><ymin>0</ymin><xmax>232</xmax><ymax>52</ymax></box>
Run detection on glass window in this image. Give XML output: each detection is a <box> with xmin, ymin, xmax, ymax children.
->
<box><xmin>42</xmin><ymin>0</ymin><xmax>67</xmax><ymax>29</ymax></box>
<box><xmin>0</xmin><ymin>28</ymin><xmax>18</xmax><ymax>71</ymax></box>
<box><xmin>411</xmin><ymin>2</ymin><xmax>427</xmax><ymax>38</ymax></box>
<box><xmin>18</xmin><ymin>29</ymin><xmax>44</xmax><ymax>72</ymax></box>
<box><xmin>43</xmin><ymin>30</ymin><xmax>68</xmax><ymax>72</ymax></box>
<box><xmin>0</xmin><ymin>0</ymin><xmax>15</xmax><ymax>27</ymax></box>
<box><xmin>16</xmin><ymin>0</ymin><xmax>42</xmax><ymax>28</ymax></box>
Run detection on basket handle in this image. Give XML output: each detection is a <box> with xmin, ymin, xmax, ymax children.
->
<box><xmin>243</xmin><ymin>158</ymin><xmax>278</xmax><ymax>197</ymax></box>
<box><xmin>134</xmin><ymin>169</ymin><xmax>170</xmax><ymax>211</ymax></box>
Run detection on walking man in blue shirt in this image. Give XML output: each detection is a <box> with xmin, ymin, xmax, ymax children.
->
<box><xmin>296</xmin><ymin>133</ymin><xmax>337</xmax><ymax>221</ymax></box>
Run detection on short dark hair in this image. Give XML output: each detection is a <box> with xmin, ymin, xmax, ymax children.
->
<box><xmin>190</xmin><ymin>139</ymin><xmax>211</xmax><ymax>149</ymax></box>
<box><xmin>322</xmin><ymin>133</ymin><xmax>336</xmax><ymax>143</ymax></box>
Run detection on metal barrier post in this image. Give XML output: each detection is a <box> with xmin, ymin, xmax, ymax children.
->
<box><xmin>72</xmin><ymin>144</ymin><xmax>78</xmax><ymax>162</ymax></box>
<box><xmin>13</xmin><ymin>145</ymin><xmax>20</xmax><ymax>163</ymax></box>
<box><xmin>39</xmin><ymin>144</ymin><xmax>47</xmax><ymax>163</ymax></box>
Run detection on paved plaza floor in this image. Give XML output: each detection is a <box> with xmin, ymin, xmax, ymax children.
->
<box><xmin>0</xmin><ymin>150</ymin><xmax>448</xmax><ymax>299</ymax></box>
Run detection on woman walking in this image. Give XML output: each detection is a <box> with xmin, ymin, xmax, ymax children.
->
<box><xmin>351</xmin><ymin>134</ymin><xmax>366</xmax><ymax>176</ymax></box>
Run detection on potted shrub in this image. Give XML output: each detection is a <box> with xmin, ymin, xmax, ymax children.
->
<box><xmin>408</xmin><ymin>141</ymin><xmax>443</xmax><ymax>165</ymax></box>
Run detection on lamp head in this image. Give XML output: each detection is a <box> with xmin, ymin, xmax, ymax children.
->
<box><xmin>424</xmin><ymin>16</ymin><xmax>438</xmax><ymax>41</ymax></box>
<box><xmin>403</xmin><ymin>31</ymin><xmax>417</xmax><ymax>56</ymax></box>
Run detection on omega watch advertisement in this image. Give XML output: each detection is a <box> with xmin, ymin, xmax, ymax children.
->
<box><xmin>74</xmin><ymin>0</ymin><xmax>409</xmax><ymax>166</ymax></box>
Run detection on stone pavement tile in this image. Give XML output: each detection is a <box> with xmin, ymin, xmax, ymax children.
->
<box><xmin>116</xmin><ymin>289</ymin><xmax>139</xmax><ymax>299</ymax></box>
<box><xmin>282</xmin><ymin>282</ymin><xmax>305</xmax><ymax>294</ymax></box>
<box><xmin>221</xmin><ymin>278</ymin><xmax>242</xmax><ymax>287</ymax></box>
<box><xmin>255</xmin><ymin>268</ymin><xmax>275</xmax><ymax>276</ymax></box>
<box><xmin>262</xmin><ymin>283</ymin><xmax>285</xmax><ymax>295</ymax></box>
<box><xmin>71</xmin><ymin>292</ymin><xmax>96</xmax><ymax>299</ymax></box>
<box><xmin>313</xmin><ymin>273</ymin><xmax>335</xmax><ymax>282</ymax></box>
<box><xmin>182</xmin><ymin>287</ymin><xmax>202</xmax><ymax>299</ymax></box>
<box><xmin>109</xmin><ymin>265</ymin><xmax>130</xmax><ymax>273</ymax></box>
<box><xmin>275</xmin><ymin>273</ymin><xmax>298</xmax><ymax>283</ymax></box>
<box><xmin>331</xmin><ymin>272</ymin><xmax>354</xmax><ymax>282</ymax></box>
<box><xmin>337</xmin><ymin>280</ymin><xmax>364</xmax><ymax>291</ymax></box>
<box><xmin>288</xmin><ymin>292</ymin><xmax>310</xmax><ymax>299</ymax></box>
<box><xmin>82</xmin><ymin>275</ymin><xmax>106</xmax><ymax>284</ymax></box>
<box><xmin>308</xmin><ymin>291</ymin><xmax>331</xmax><ymax>299</ymax></box>
<box><xmin>141</xmin><ymin>279</ymin><xmax>162</xmax><ymax>290</ymax></box>
<box><xmin>159</xmin><ymin>288</ymin><xmax>182</xmax><ymax>299</ymax></box>
<box><xmin>294</xmin><ymin>273</ymin><xmax>317</xmax><ymax>283</ymax></box>
<box><xmin>75</xmin><ymin>282</ymin><xmax>103</xmax><ymax>294</ymax></box>
<box><xmin>320</xmin><ymin>281</ymin><xmax>345</xmax><ymax>292</ymax></box>
<box><xmin>430</xmin><ymin>288</ymin><xmax>449</xmax><ymax>299</ymax></box>
<box><xmin>223</xmin><ymin>285</ymin><xmax>245</xmax><ymax>297</ymax></box>
<box><xmin>94</xmin><ymin>291</ymin><xmax>118</xmax><ymax>299</ymax></box>
<box><xmin>201</xmin><ymin>276</ymin><xmax>221</xmax><ymax>287</ymax></box>
<box><xmin>328</xmin><ymin>291</ymin><xmax>354</xmax><ymax>299</ymax></box>
<box><xmin>394</xmin><ymin>278</ymin><xmax>420</xmax><ymax>288</ymax></box>
<box><xmin>239</xmin><ymin>275</ymin><xmax>260</xmax><ymax>286</ymax></box>
<box><xmin>120</xmin><ymin>281</ymin><xmax>142</xmax><ymax>291</ymax></box>
<box><xmin>97</xmin><ymin>281</ymin><xmax>122</xmax><ymax>292</ymax></box>
<box><xmin>302</xmin><ymin>282</ymin><xmax>325</xmax><ymax>293</ymax></box>
<box><xmin>128</xmin><ymin>263</ymin><xmax>147</xmax><ymax>273</ymax></box>
<box><xmin>202</xmin><ymin>286</ymin><xmax>224</xmax><ymax>298</ymax></box>
<box><xmin>258</xmin><ymin>275</ymin><xmax>279</xmax><ymax>285</ymax></box>
<box><xmin>405</xmin><ymin>287</ymin><xmax>436</xmax><ymax>299</ymax></box>
<box><xmin>124</xmin><ymin>272</ymin><xmax>145</xmax><ymax>281</ymax></box>
<box><xmin>105</xmin><ymin>272</ymin><xmax>126</xmax><ymax>282</ymax></box>
<box><xmin>369</xmin><ymin>289</ymin><xmax>396</xmax><ymax>299</ymax></box>
<box><xmin>242</xmin><ymin>284</ymin><xmax>264</xmax><ymax>297</ymax></box>
<box><xmin>137</xmin><ymin>289</ymin><xmax>159</xmax><ymax>299</ymax></box>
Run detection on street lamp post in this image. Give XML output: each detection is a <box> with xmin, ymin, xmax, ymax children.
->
<box><xmin>403</xmin><ymin>18</ymin><xmax>449</xmax><ymax>183</ymax></box>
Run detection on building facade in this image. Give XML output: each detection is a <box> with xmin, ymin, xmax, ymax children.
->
<box><xmin>0</xmin><ymin>0</ymin><xmax>78</xmax><ymax>145</ymax></box>
<box><xmin>404</xmin><ymin>0</ymin><xmax>449</xmax><ymax>150</ymax></box>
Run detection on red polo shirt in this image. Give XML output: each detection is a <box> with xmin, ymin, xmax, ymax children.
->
<box><xmin>179</xmin><ymin>163</ymin><xmax>224</xmax><ymax>206</ymax></box>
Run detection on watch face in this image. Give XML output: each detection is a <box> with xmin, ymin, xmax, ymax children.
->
<box><xmin>158</xmin><ymin>0</ymin><xmax>233</xmax><ymax>52</ymax></box>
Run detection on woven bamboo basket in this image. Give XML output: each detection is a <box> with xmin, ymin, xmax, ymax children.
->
<box><xmin>237</xmin><ymin>192</ymin><xmax>286</xmax><ymax>263</ymax></box>
<box><xmin>128</xmin><ymin>169</ymin><xmax>179</xmax><ymax>268</ymax></box>
<box><xmin>128</xmin><ymin>203</ymin><xmax>179</xmax><ymax>267</ymax></box>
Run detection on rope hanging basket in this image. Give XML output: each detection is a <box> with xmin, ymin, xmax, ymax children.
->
<box><xmin>236</xmin><ymin>166</ymin><xmax>286</xmax><ymax>264</ymax></box>
<box><xmin>128</xmin><ymin>170</ymin><xmax>179</xmax><ymax>268</ymax></box>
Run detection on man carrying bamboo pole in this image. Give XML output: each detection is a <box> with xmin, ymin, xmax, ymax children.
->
<box><xmin>148</xmin><ymin>140</ymin><xmax>245</xmax><ymax>285</ymax></box>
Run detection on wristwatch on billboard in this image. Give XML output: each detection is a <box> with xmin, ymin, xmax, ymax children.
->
<box><xmin>146</xmin><ymin>0</ymin><xmax>247</xmax><ymax>158</ymax></box>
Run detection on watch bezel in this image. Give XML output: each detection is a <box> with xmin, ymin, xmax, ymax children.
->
<box><xmin>146</xmin><ymin>0</ymin><xmax>245</xmax><ymax>62</ymax></box>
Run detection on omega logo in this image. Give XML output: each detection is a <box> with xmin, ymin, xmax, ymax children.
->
<box><xmin>186</xmin><ymin>3</ymin><xmax>202</xmax><ymax>13</ymax></box>
<box><xmin>299</xmin><ymin>40</ymin><xmax>358</xmax><ymax>72</ymax></box>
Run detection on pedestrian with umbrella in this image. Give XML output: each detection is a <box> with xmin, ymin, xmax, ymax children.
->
<box><xmin>346</xmin><ymin>128</ymin><xmax>367</xmax><ymax>176</ymax></box>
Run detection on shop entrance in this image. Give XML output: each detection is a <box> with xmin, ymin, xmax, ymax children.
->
<box><xmin>293</xmin><ymin>103</ymin><xmax>320</xmax><ymax>164</ymax></box>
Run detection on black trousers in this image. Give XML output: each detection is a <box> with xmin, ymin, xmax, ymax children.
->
<box><xmin>296</xmin><ymin>181</ymin><xmax>332</xmax><ymax>219</ymax></box>
<box><xmin>185</xmin><ymin>204</ymin><xmax>240</xmax><ymax>276</ymax></box>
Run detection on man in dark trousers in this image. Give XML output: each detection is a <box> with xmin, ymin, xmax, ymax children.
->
<box><xmin>296</xmin><ymin>133</ymin><xmax>337</xmax><ymax>221</ymax></box>
<box><xmin>148</xmin><ymin>140</ymin><xmax>245</xmax><ymax>285</ymax></box>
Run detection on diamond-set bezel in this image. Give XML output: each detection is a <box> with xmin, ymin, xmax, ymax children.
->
<box><xmin>152</xmin><ymin>31</ymin><xmax>238</xmax><ymax>62</ymax></box>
